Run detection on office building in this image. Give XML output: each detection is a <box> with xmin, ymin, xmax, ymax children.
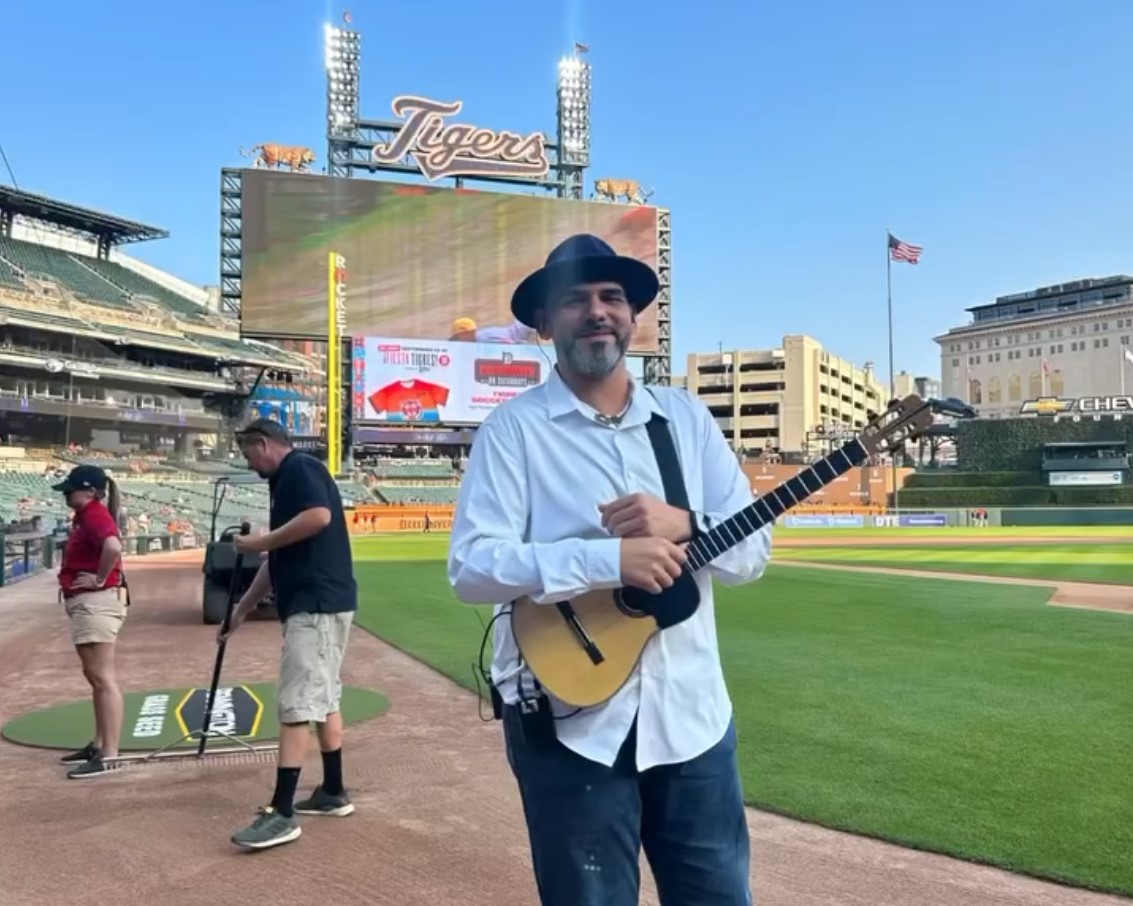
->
<box><xmin>894</xmin><ymin>371</ymin><xmax>941</xmax><ymax>401</ymax></box>
<box><xmin>683</xmin><ymin>334</ymin><xmax>887</xmax><ymax>454</ymax></box>
<box><xmin>934</xmin><ymin>275</ymin><xmax>1133</xmax><ymax>417</ymax></box>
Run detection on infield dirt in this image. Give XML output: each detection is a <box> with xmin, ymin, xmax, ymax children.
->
<box><xmin>0</xmin><ymin>549</ymin><xmax>1129</xmax><ymax>906</ymax></box>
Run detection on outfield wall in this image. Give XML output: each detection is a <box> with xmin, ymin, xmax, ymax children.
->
<box><xmin>350</xmin><ymin>504</ymin><xmax>455</xmax><ymax>533</ymax></box>
<box><xmin>780</xmin><ymin>506</ymin><xmax>1133</xmax><ymax>528</ymax></box>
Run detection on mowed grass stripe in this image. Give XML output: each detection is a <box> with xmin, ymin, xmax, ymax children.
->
<box><xmin>778</xmin><ymin>543</ymin><xmax>1133</xmax><ymax>584</ymax></box>
<box><xmin>348</xmin><ymin>535</ymin><xmax>1133</xmax><ymax>895</ymax></box>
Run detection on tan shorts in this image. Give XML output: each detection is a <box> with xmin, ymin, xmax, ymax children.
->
<box><xmin>64</xmin><ymin>588</ymin><xmax>128</xmax><ymax>646</ymax></box>
<box><xmin>278</xmin><ymin>611</ymin><xmax>354</xmax><ymax>724</ymax></box>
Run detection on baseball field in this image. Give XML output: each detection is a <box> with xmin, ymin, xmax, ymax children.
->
<box><xmin>350</xmin><ymin>526</ymin><xmax>1133</xmax><ymax>898</ymax></box>
<box><xmin>1</xmin><ymin>524</ymin><xmax>1130</xmax><ymax>906</ymax></box>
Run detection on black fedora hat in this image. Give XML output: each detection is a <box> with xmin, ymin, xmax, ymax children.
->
<box><xmin>510</xmin><ymin>233</ymin><xmax>659</xmax><ymax>329</ymax></box>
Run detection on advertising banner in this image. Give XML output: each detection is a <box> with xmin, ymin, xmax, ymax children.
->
<box><xmin>352</xmin><ymin>335</ymin><xmax>555</xmax><ymax>425</ymax></box>
<box><xmin>897</xmin><ymin>513</ymin><xmax>948</xmax><ymax>527</ymax></box>
<box><xmin>1048</xmin><ymin>471</ymin><xmax>1123</xmax><ymax>487</ymax></box>
<box><xmin>782</xmin><ymin>514</ymin><xmax>864</xmax><ymax>529</ymax></box>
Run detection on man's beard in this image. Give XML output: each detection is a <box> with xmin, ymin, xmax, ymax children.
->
<box><xmin>559</xmin><ymin>327</ymin><xmax>629</xmax><ymax>379</ymax></box>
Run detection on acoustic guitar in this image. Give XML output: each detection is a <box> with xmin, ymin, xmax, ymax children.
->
<box><xmin>510</xmin><ymin>393</ymin><xmax>975</xmax><ymax>709</ymax></box>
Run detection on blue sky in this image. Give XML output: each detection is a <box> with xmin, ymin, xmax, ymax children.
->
<box><xmin>4</xmin><ymin>0</ymin><xmax>1132</xmax><ymax>382</ymax></box>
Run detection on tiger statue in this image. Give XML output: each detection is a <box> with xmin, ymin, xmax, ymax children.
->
<box><xmin>239</xmin><ymin>144</ymin><xmax>317</xmax><ymax>173</ymax></box>
<box><xmin>591</xmin><ymin>178</ymin><xmax>654</xmax><ymax>205</ymax></box>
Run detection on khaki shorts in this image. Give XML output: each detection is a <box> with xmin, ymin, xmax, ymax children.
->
<box><xmin>278</xmin><ymin>611</ymin><xmax>354</xmax><ymax>724</ymax></box>
<box><xmin>64</xmin><ymin>588</ymin><xmax>128</xmax><ymax>646</ymax></box>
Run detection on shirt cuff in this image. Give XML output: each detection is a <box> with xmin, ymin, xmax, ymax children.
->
<box><xmin>586</xmin><ymin>538</ymin><xmax>623</xmax><ymax>588</ymax></box>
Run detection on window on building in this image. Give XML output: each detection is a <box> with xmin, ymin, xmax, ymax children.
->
<box><xmin>969</xmin><ymin>378</ymin><xmax>982</xmax><ymax>405</ymax></box>
<box><xmin>1008</xmin><ymin>374</ymin><xmax>1021</xmax><ymax>402</ymax></box>
<box><xmin>1029</xmin><ymin>372</ymin><xmax>1042</xmax><ymax>398</ymax></box>
<box><xmin>987</xmin><ymin>376</ymin><xmax>1002</xmax><ymax>404</ymax></box>
<box><xmin>1051</xmin><ymin>369</ymin><xmax>1065</xmax><ymax>396</ymax></box>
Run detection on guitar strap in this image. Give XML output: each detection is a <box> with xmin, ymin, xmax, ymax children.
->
<box><xmin>644</xmin><ymin>393</ymin><xmax>692</xmax><ymax>511</ymax></box>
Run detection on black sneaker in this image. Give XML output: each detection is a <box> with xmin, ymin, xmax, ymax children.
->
<box><xmin>294</xmin><ymin>785</ymin><xmax>355</xmax><ymax>817</ymax></box>
<box><xmin>60</xmin><ymin>742</ymin><xmax>99</xmax><ymax>764</ymax></box>
<box><xmin>66</xmin><ymin>755</ymin><xmax>113</xmax><ymax>779</ymax></box>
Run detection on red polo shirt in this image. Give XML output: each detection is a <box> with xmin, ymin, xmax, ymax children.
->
<box><xmin>58</xmin><ymin>500</ymin><xmax>122</xmax><ymax>596</ymax></box>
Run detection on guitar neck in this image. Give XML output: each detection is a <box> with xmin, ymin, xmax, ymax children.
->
<box><xmin>685</xmin><ymin>438</ymin><xmax>870</xmax><ymax>572</ymax></box>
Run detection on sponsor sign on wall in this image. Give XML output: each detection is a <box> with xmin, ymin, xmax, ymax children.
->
<box><xmin>352</xmin><ymin>336</ymin><xmax>555</xmax><ymax>425</ymax></box>
<box><xmin>1048</xmin><ymin>471</ymin><xmax>1124</xmax><ymax>487</ymax></box>
<box><xmin>782</xmin><ymin>514</ymin><xmax>864</xmax><ymax>529</ymax></box>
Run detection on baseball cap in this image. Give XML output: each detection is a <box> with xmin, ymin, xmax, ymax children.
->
<box><xmin>52</xmin><ymin>464</ymin><xmax>108</xmax><ymax>494</ymax></box>
<box><xmin>235</xmin><ymin>417</ymin><xmax>291</xmax><ymax>444</ymax></box>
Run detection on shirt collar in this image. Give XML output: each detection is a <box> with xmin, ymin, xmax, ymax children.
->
<box><xmin>545</xmin><ymin>366</ymin><xmax>667</xmax><ymax>428</ymax></box>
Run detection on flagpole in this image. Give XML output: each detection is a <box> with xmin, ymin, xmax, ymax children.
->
<box><xmin>886</xmin><ymin>230</ymin><xmax>899</xmax><ymax>517</ymax></box>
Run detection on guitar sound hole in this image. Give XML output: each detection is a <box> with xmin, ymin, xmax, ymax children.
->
<box><xmin>615</xmin><ymin>589</ymin><xmax>648</xmax><ymax>618</ymax></box>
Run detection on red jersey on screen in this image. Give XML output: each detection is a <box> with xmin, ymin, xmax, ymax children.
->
<box><xmin>58</xmin><ymin>500</ymin><xmax>122</xmax><ymax>594</ymax></box>
<box><xmin>368</xmin><ymin>379</ymin><xmax>450</xmax><ymax>422</ymax></box>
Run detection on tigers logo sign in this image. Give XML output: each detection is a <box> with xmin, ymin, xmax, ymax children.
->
<box><xmin>371</xmin><ymin>95</ymin><xmax>549</xmax><ymax>181</ymax></box>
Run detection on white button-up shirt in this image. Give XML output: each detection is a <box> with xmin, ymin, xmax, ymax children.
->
<box><xmin>448</xmin><ymin>368</ymin><xmax>773</xmax><ymax>771</ymax></box>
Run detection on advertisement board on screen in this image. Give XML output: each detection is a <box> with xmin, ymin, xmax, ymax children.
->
<box><xmin>239</xmin><ymin>170</ymin><xmax>660</xmax><ymax>354</ymax></box>
<box><xmin>351</xmin><ymin>335</ymin><xmax>557</xmax><ymax>425</ymax></box>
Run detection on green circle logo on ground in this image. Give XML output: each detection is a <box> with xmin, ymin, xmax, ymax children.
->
<box><xmin>0</xmin><ymin>683</ymin><xmax>389</xmax><ymax>752</ymax></box>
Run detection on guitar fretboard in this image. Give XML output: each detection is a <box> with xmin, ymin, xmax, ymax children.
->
<box><xmin>686</xmin><ymin>439</ymin><xmax>870</xmax><ymax>572</ymax></box>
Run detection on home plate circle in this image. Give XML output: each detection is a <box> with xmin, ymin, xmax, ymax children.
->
<box><xmin>0</xmin><ymin>682</ymin><xmax>388</xmax><ymax>753</ymax></box>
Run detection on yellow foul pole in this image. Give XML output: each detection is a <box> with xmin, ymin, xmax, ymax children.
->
<box><xmin>326</xmin><ymin>252</ymin><xmax>345</xmax><ymax>477</ymax></box>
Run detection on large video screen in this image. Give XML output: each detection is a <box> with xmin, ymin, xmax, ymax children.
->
<box><xmin>351</xmin><ymin>335</ymin><xmax>557</xmax><ymax>425</ymax></box>
<box><xmin>240</xmin><ymin>171</ymin><xmax>660</xmax><ymax>354</ymax></box>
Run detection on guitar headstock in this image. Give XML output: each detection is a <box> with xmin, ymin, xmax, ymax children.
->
<box><xmin>857</xmin><ymin>394</ymin><xmax>977</xmax><ymax>456</ymax></box>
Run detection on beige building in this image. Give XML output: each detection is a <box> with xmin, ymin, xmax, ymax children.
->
<box><xmin>682</xmin><ymin>334</ymin><xmax>888</xmax><ymax>453</ymax></box>
<box><xmin>934</xmin><ymin>275</ymin><xmax>1133</xmax><ymax>418</ymax></box>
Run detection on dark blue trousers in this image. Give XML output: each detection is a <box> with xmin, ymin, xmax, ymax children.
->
<box><xmin>503</xmin><ymin>706</ymin><xmax>753</xmax><ymax>906</ymax></box>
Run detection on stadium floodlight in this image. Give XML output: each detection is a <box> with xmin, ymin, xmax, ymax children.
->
<box><xmin>556</xmin><ymin>56</ymin><xmax>591</xmax><ymax>168</ymax></box>
<box><xmin>325</xmin><ymin>22</ymin><xmax>361</xmax><ymax>137</ymax></box>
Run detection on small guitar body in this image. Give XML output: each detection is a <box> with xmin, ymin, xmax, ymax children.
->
<box><xmin>510</xmin><ymin>569</ymin><xmax>701</xmax><ymax>708</ymax></box>
<box><xmin>507</xmin><ymin>394</ymin><xmax>970</xmax><ymax>711</ymax></box>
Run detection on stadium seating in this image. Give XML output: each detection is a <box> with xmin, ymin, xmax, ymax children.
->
<box><xmin>373</xmin><ymin>486</ymin><xmax>459</xmax><ymax>505</ymax></box>
<box><xmin>1</xmin><ymin>451</ymin><xmax>382</xmax><ymax>536</ymax></box>
<box><xmin>366</xmin><ymin>457</ymin><xmax>461</xmax><ymax>506</ymax></box>
<box><xmin>81</xmin><ymin>257</ymin><xmax>208</xmax><ymax>320</ymax></box>
<box><xmin>0</xmin><ymin>237</ymin><xmax>137</xmax><ymax>311</ymax></box>
<box><xmin>0</xmin><ymin>256</ymin><xmax>23</xmax><ymax>290</ymax></box>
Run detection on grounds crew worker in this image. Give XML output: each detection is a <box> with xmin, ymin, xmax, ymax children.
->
<box><xmin>222</xmin><ymin>418</ymin><xmax>358</xmax><ymax>850</ymax></box>
<box><xmin>54</xmin><ymin>464</ymin><xmax>127</xmax><ymax>780</ymax></box>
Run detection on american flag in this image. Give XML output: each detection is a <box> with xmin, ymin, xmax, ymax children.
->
<box><xmin>888</xmin><ymin>233</ymin><xmax>923</xmax><ymax>265</ymax></box>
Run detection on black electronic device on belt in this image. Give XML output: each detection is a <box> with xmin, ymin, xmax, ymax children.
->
<box><xmin>515</xmin><ymin>689</ymin><xmax>557</xmax><ymax>746</ymax></box>
<box><xmin>471</xmin><ymin>599</ymin><xmax>583</xmax><ymax>733</ymax></box>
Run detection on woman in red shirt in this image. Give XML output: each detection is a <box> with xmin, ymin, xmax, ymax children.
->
<box><xmin>53</xmin><ymin>465</ymin><xmax>127</xmax><ymax>779</ymax></box>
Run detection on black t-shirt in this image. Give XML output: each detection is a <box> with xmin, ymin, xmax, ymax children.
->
<box><xmin>267</xmin><ymin>450</ymin><xmax>357</xmax><ymax>621</ymax></box>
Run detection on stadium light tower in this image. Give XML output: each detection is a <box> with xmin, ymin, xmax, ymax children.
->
<box><xmin>555</xmin><ymin>54</ymin><xmax>591</xmax><ymax>199</ymax></box>
<box><xmin>325</xmin><ymin>21</ymin><xmax>361</xmax><ymax>177</ymax></box>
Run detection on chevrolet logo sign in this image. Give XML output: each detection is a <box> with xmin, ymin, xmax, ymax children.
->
<box><xmin>1020</xmin><ymin>395</ymin><xmax>1133</xmax><ymax>416</ymax></box>
<box><xmin>1019</xmin><ymin>396</ymin><xmax>1074</xmax><ymax>415</ymax></box>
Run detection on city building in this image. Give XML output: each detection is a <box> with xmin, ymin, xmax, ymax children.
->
<box><xmin>894</xmin><ymin>371</ymin><xmax>941</xmax><ymax>401</ymax></box>
<box><xmin>682</xmin><ymin>334</ymin><xmax>888</xmax><ymax>454</ymax></box>
<box><xmin>934</xmin><ymin>275</ymin><xmax>1133</xmax><ymax>418</ymax></box>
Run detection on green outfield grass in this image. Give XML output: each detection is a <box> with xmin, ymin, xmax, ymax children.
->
<box><xmin>348</xmin><ymin>534</ymin><xmax>1133</xmax><ymax>896</ymax></box>
<box><xmin>778</xmin><ymin>542</ymin><xmax>1133</xmax><ymax>584</ymax></box>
